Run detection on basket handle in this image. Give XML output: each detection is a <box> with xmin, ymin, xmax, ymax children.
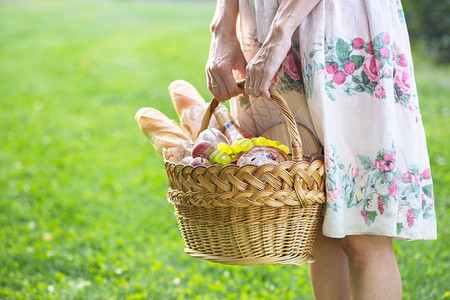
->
<box><xmin>199</xmin><ymin>79</ymin><xmax>304</xmax><ymax>161</ymax></box>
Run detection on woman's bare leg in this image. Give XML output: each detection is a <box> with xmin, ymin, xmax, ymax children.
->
<box><xmin>309</xmin><ymin>231</ymin><xmax>351</xmax><ymax>300</ymax></box>
<box><xmin>339</xmin><ymin>235</ymin><xmax>402</xmax><ymax>300</ymax></box>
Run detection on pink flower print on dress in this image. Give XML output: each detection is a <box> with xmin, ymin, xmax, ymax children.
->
<box><xmin>402</xmin><ymin>170</ymin><xmax>413</xmax><ymax>181</ymax></box>
<box><xmin>333</xmin><ymin>71</ymin><xmax>346</xmax><ymax>85</ymax></box>
<box><xmin>378</xmin><ymin>152</ymin><xmax>396</xmax><ymax>171</ymax></box>
<box><xmin>375</xmin><ymin>84</ymin><xmax>386</xmax><ymax>99</ymax></box>
<box><xmin>379</xmin><ymin>47</ymin><xmax>390</xmax><ymax>59</ymax></box>
<box><xmin>351</xmin><ymin>167</ymin><xmax>359</xmax><ymax>178</ymax></box>
<box><xmin>395</xmin><ymin>68</ymin><xmax>411</xmax><ymax>93</ymax></box>
<box><xmin>326</xmin><ymin>63</ymin><xmax>339</xmax><ymax>74</ymax></box>
<box><xmin>366</xmin><ymin>41</ymin><xmax>374</xmax><ymax>55</ymax></box>
<box><xmin>382</xmin><ymin>32</ymin><xmax>391</xmax><ymax>44</ymax></box>
<box><xmin>377</xmin><ymin>195</ymin><xmax>385</xmax><ymax>214</ymax></box>
<box><xmin>388</xmin><ymin>177</ymin><xmax>399</xmax><ymax>199</ymax></box>
<box><xmin>372</xmin><ymin>160</ymin><xmax>378</xmax><ymax>168</ymax></box>
<box><xmin>414</xmin><ymin>174</ymin><xmax>420</xmax><ymax>185</ymax></box>
<box><xmin>361</xmin><ymin>210</ymin><xmax>368</xmax><ymax>224</ymax></box>
<box><xmin>272</xmin><ymin>71</ymin><xmax>280</xmax><ymax>84</ymax></box>
<box><xmin>343</xmin><ymin>61</ymin><xmax>355</xmax><ymax>75</ymax></box>
<box><xmin>398</xmin><ymin>53</ymin><xmax>408</xmax><ymax>67</ymax></box>
<box><xmin>384</xmin><ymin>68</ymin><xmax>392</xmax><ymax>77</ymax></box>
<box><xmin>363</xmin><ymin>56</ymin><xmax>381</xmax><ymax>82</ymax></box>
<box><xmin>327</xmin><ymin>187</ymin><xmax>342</xmax><ymax>206</ymax></box>
<box><xmin>282</xmin><ymin>50</ymin><xmax>301</xmax><ymax>81</ymax></box>
<box><xmin>406</xmin><ymin>209</ymin><xmax>416</xmax><ymax>227</ymax></box>
<box><xmin>421</xmin><ymin>168</ymin><xmax>431</xmax><ymax>179</ymax></box>
<box><xmin>352</xmin><ymin>37</ymin><xmax>365</xmax><ymax>50</ymax></box>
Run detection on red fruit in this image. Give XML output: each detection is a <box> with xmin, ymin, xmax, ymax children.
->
<box><xmin>343</xmin><ymin>62</ymin><xmax>355</xmax><ymax>75</ymax></box>
<box><xmin>352</xmin><ymin>38</ymin><xmax>365</xmax><ymax>50</ymax></box>
<box><xmin>326</xmin><ymin>63</ymin><xmax>339</xmax><ymax>74</ymax></box>
<box><xmin>192</xmin><ymin>141</ymin><xmax>215</xmax><ymax>159</ymax></box>
<box><xmin>333</xmin><ymin>71</ymin><xmax>346</xmax><ymax>85</ymax></box>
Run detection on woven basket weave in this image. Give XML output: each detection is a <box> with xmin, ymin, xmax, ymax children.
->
<box><xmin>165</xmin><ymin>80</ymin><xmax>326</xmax><ymax>266</ymax></box>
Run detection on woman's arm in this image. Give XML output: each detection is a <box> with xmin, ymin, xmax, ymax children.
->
<box><xmin>206</xmin><ymin>0</ymin><xmax>247</xmax><ymax>102</ymax></box>
<box><xmin>245</xmin><ymin>0</ymin><xmax>321</xmax><ymax>99</ymax></box>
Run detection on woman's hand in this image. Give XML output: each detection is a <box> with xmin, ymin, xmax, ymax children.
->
<box><xmin>245</xmin><ymin>29</ymin><xmax>292</xmax><ymax>99</ymax></box>
<box><xmin>206</xmin><ymin>33</ymin><xmax>247</xmax><ymax>102</ymax></box>
<box><xmin>206</xmin><ymin>0</ymin><xmax>246</xmax><ymax>102</ymax></box>
<box><xmin>245</xmin><ymin>0</ymin><xmax>321</xmax><ymax>99</ymax></box>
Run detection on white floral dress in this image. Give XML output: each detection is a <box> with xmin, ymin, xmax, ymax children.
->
<box><xmin>231</xmin><ymin>0</ymin><xmax>437</xmax><ymax>240</ymax></box>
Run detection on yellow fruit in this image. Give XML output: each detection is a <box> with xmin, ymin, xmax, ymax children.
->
<box><xmin>278</xmin><ymin>144</ymin><xmax>290</xmax><ymax>154</ymax></box>
<box><xmin>231</xmin><ymin>141</ymin><xmax>240</xmax><ymax>153</ymax></box>
<box><xmin>217</xmin><ymin>142</ymin><xmax>232</xmax><ymax>154</ymax></box>
<box><xmin>267</xmin><ymin>140</ymin><xmax>278</xmax><ymax>147</ymax></box>
<box><xmin>216</xmin><ymin>152</ymin><xmax>232</xmax><ymax>165</ymax></box>
<box><xmin>238</xmin><ymin>138</ymin><xmax>253</xmax><ymax>152</ymax></box>
<box><xmin>254</xmin><ymin>136</ymin><xmax>268</xmax><ymax>146</ymax></box>
<box><xmin>208</xmin><ymin>150</ymin><xmax>221</xmax><ymax>163</ymax></box>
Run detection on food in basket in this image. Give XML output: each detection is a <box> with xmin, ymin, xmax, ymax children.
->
<box><xmin>210</xmin><ymin>151</ymin><xmax>232</xmax><ymax>165</ymax></box>
<box><xmin>204</xmin><ymin>137</ymin><xmax>292</xmax><ymax>166</ymax></box>
<box><xmin>196</xmin><ymin>128</ymin><xmax>229</xmax><ymax>147</ymax></box>
<box><xmin>163</xmin><ymin>142</ymin><xmax>194</xmax><ymax>163</ymax></box>
<box><xmin>214</xmin><ymin>105</ymin><xmax>254</xmax><ymax>143</ymax></box>
<box><xmin>190</xmin><ymin>157</ymin><xmax>212</xmax><ymax>167</ymax></box>
<box><xmin>235</xmin><ymin>138</ymin><xmax>253</xmax><ymax>152</ymax></box>
<box><xmin>135</xmin><ymin>83</ymin><xmax>295</xmax><ymax>167</ymax></box>
<box><xmin>307</xmin><ymin>152</ymin><xmax>325</xmax><ymax>163</ymax></box>
<box><xmin>236</xmin><ymin>145</ymin><xmax>290</xmax><ymax>166</ymax></box>
<box><xmin>179</xmin><ymin>156</ymin><xmax>194</xmax><ymax>165</ymax></box>
<box><xmin>135</xmin><ymin>107</ymin><xmax>191</xmax><ymax>156</ymax></box>
<box><xmin>192</xmin><ymin>141</ymin><xmax>216</xmax><ymax>159</ymax></box>
<box><xmin>169</xmin><ymin>80</ymin><xmax>221</xmax><ymax>140</ymax></box>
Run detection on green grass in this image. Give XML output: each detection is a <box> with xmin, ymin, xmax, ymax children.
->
<box><xmin>0</xmin><ymin>1</ymin><xmax>449</xmax><ymax>299</ymax></box>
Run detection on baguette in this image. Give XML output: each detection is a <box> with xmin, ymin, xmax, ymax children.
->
<box><xmin>135</xmin><ymin>107</ymin><xmax>191</xmax><ymax>155</ymax></box>
<box><xmin>169</xmin><ymin>80</ymin><xmax>221</xmax><ymax>140</ymax></box>
<box><xmin>169</xmin><ymin>80</ymin><xmax>205</xmax><ymax>116</ymax></box>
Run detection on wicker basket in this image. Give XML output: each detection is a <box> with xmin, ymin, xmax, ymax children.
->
<box><xmin>165</xmin><ymin>80</ymin><xmax>326</xmax><ymax>266</ymax></box>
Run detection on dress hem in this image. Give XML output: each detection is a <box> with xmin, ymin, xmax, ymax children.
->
<box><xmin>321</xmin><ymin>231</ymin><xmax>437</xmax><ymax>241</ymax></box>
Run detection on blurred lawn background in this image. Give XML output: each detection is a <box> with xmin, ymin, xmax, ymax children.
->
<box><xmin>0</xmin><ymin>0</ymin><xmax>448</xmax><ymax>299</ymax></box>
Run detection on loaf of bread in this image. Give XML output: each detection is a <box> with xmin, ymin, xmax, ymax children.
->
<box><xmin>135</xmin><ymin>107</ymin><xmax>191</xmax><ymax>156</ymax></box>
<box><xmin>169</xmin><ymin>80</ymin><xmax>205</xmax><ymax>116</ymax></box>
<box><xmin>236</xmin><ymin>146</ymin><xmax>290</xmax><ymax>166</ymax></box>
<box><xmin>169</xmin><ymin>80</ymin><xmax>221</xmax><ymax>140</ymax></box>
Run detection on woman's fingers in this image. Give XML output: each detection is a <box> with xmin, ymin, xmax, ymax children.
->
<box><xmin>261</xmin><ymin>78</ymin><xmax>272</xmax><ymax>100</ymax></box>
<box><xmin>224</xmin><ymin>53</ymin><xmax>247</xmax><ymax>97</ymax></box>
<box><xmin>207</xmin><ymin>62</ymin><xmax>242</xmax><ymax>102</ymax></box>
<box><xmin>245</xmin><ymin>49</ymin><xmax>272</xmax><ymax>99</ymax></box>
<box><xmin>206</xmin><ymin>37</ymin><xmax>247</xmax><ymax>102</ymax></box>
<box><xmin>207</xmin><ymin>72</ymin><xmax>221</xmax><ymax>99</ymax></box>
<box><xmin>208</xmin><ymin>67</ymin><xmax>230</xmax><ymax>101</ymax></box>
<box><xmin>246</xmin><ymin>58</ymin><xmax>274</xmax><ymax>99</ymax></box>
<box><xmin>246</xmin><ymin>33</ymin><xmax>292</xmax><ymax>99</ymax></box>
<box><xmin>207</xmin><ymin>61</ymin><xmax>227</xmax><ymax>101</ymax></box>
